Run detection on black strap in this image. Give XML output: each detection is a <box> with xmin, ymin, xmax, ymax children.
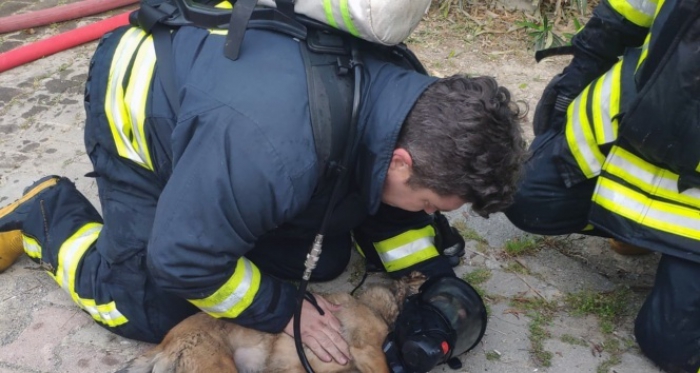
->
<box><xmin>303</xmin><ymin>292</ymin><xmax>325</xmax><ymax>315</ymax></box>
<box><xmin>132</xmin><ymin>1</ymin><xmax>181</xmax><ymax>114</ymax></box>
<box><xmin>275</xmin><ymin>0</ymin><xmax>295</xmax><ymax>18</ymax></box>
<box><xmin>298</xmin><ymin>31</ymin><xmax>353</xmax><ymax>179</ymax></box>
<box><xmin>299</xmin><ymin>41</ymin><xmax>332</xmax><ymax>175</ymax></box>
<box><xmin>535</xmin><ymin>45</ymin><xmax>574</xmax><ymax>62</ymax></box>
<box><xmin>151</xmin><ymin>25</ymin><xmax>181</xmax><ymax>114</ymax></box>
<box><xmin>224</xmin><ymin>0</ymin><xmax>257</xmax><ymax>60</ymax></box>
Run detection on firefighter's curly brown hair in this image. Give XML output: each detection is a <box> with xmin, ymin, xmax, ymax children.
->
<box><xmin>397</xmin><ymin>75</ymin><xmax>528</xmax><ymax>217</ymax></box>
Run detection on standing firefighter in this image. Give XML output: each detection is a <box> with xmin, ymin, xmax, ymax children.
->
<box><xmin>505</xmin><ymin>0</ymin><xmax>700</xmax><ymax>371</ymax></box>
<box><xmin>0</xmin><ymin>0</ymin><xmax>526</xmax><ymax>371</ymax></box>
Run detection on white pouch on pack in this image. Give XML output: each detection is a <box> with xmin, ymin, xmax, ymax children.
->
<box><xmin>258</xmin><ymin>0</ymin><xmax>432</xmax><ymax>45</ymax></box>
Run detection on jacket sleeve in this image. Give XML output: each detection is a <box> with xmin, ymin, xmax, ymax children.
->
<box><xmin>555</xmin><ymin>0</ymin><xmax>653</xmax><ymax>99</ymax></box>
<box><xmin>147</xmin><ymin>104</ymin><xmax>313</xmax><ymax>333</ymax></box>
<box><xmin>353</xmin><ymin>205</ymin><xmax>455</xmax><ymax>279</ymax></box>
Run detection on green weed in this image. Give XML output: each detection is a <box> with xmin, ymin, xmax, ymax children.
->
<box><xmin>463</xmin><ymin>268</ymin><xmax>492</xmax><ymax>285</ymax></box>
<box><xmin>561</xmin><ymin>334</ymin><xmax>588</xmax><ymax>347</ymax></box>
<box><xmin>517</xmin><ymin>15</ymin><xmax>567</xmax><ymax>51</ymax></box>
<box><xmin>510</xmin><ymin>297</ymin><xmax>557</xmax><ymax>367</ymax></box>
<box><xmin>451</xmin><ymin>220</ymin><xmax>488</xmax><ymax>244</ymax></box>
<box><xmin>504</xmin><ymin>236</ymin><xmax>540</xmax><ymax>256</ymax></box>
<box><xmin>564</xmin><ymin>287</ymin><xmax>634</xmax><ymax>334</ymax></box>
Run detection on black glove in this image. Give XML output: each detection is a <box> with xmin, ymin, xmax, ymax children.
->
<box><xmin>533</xmin><ymin>0</ymin><xmax>649</xmax><ymax>136</ymax></box>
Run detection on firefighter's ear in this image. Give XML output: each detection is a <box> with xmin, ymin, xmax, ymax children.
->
<box><xmin>389</xmin><ymin>148</ymin><xmax>413</xmax><ymax>171</ymax></box>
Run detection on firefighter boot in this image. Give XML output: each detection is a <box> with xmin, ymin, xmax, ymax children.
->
<box><xmin>0</xmin><ymin>176</ymin><xmax>61</xmax><ymax>272</ymax></box>
<box><xmin>609</xmin><ymin>239</ymin><xmax>652</xmax><ymax>256</ymax></box>
<box><xmin>0</xmin><ymin>230</ymin><xmax>23</xmax><ymax>272</ymax></box>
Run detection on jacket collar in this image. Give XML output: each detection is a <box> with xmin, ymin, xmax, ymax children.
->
<box><xmin>354</xmin><ymin>55</ymin><xmax>437</xmax><ymax>214</ymax></box>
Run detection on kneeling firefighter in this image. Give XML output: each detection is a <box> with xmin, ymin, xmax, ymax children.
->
<box><xmin>135</xmin><ymin>0</ymin><xmax>491</xmax><ymax>372</ymax></box>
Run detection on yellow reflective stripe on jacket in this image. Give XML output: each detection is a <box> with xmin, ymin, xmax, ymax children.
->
<box><xmin>593</xmin><ymin>177</ymin><xmax>700</xmax><ymax>240</ymax></box>
<box><xmin>566</xmin><ymin>57</ymin><xmax>631</xmax><ymax>179</ymax></box>
<box><xmin>189</xmin><ymin>257</ymin><xmax>261</xmax><ymax>318</ymax></box>
<box><xmin>374</xmin><ymin>225</ymin><xmax>439</xmax><ymax>272</ymax></box>
<box><xmin>566</xmin><ymin>85</ymin><xmax>605</xmax><ymax>178</ymax></box>
<box><xmin>608</xmin><ymin>0</ymin><xmax>658</xmax><ymax>26</ymax></box>
<box><xmin>49</xmin><ymin>223</ymin><xmax>129</xmax><ymax>327</ymax></box>
<box><xmin>603</xmin><ymin>147</ymin><xmax>700</xmax><ymax>209</ymax></box>
<box><xmin>591</xmin><ymin>62</ymin><xmax>622</xmax><ymax>145</ymax></box>
<box><xmin>22</xmin><ymin>234</ymin><xmax>41</xmax><ymax>260</ymax></box>
<box><xmin>105</xmin><ymin>27</ymin><xmax>156</xmax><ymax>171</ymax></box>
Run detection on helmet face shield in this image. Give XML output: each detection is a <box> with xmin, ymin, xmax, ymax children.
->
<box><xmin>419</xmin><ymin>276</ymin><xmax>488</xmax><ymax>356</ymax></box>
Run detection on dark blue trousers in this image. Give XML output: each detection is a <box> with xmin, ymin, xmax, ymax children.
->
<box><xmin>505</xmin><ymin>129</ymin><xmax>700</xmax><ymax>373</ymax></box>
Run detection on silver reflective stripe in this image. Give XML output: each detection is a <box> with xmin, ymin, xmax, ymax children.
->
<box><xmin>604</xmin><ymin>148</ymin><xmax>700</xmax><ymax>207</ymax></box>
<box><xmin>107</xmin><ymin>29</ymin><xmax>148</xmax><ymax>166</ymax></box>
<box><xmin>84</xmin><ymin>304</ymin><xmax>124</xmax><ymax>322</ymax></box>
<box><xmin>378</xmin><ymin>237</ymin><xmax>434</xmax><ymax>264</ymax></box>
<box><xmin>629</xmin><ymin>0</ymin><xmax>657</xmax><ymax>18</ymax></box>
<box><xmin>568</xmin><ymin>91</ymin><xmax>603</xmax><ymax>177</ymax></box>
<box><xmin>199</xmin><ymin>259</ymin><xmax>255</xmax><ymax>314</ymax></box>
<box><xmin>598</xmin><ymin>68</ymin><xmax>616</xmax><ymax>144</ymax></box>
<box><xmin>125</xmin><ymin>36</ymin><xmax>156</xmax><ymax>169</ymax></box>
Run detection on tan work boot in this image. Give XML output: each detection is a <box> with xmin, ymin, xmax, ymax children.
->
<box><xmin>609</xmin><ymin>239</ymin><xmax>652</xmax><ymax>256</ymax></box>
<box><xmin>0</xmin><ymin>230</ymin><xmax>24</xmax><ymax>272</ymax></box>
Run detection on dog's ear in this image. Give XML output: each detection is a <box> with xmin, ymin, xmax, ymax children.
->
<box><xmin>389</xmin><ymin>271</ymin><xmax>427</xmax><ymax>304</ymax></box>
<box><xmin>404</xmin><ymin>271</ymin><xmax>427</xmax><ymax>296</ymax></box>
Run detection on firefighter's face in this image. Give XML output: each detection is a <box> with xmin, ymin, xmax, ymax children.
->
<box><xmin>381</xmin><ymin>148</ymin><xmax>465</xmax><ymax>214</ymax></box>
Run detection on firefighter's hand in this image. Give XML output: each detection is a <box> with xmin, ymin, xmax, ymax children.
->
<box><xmin>284</xmin><ymin>293</ymin><xmax>350</xmax><ymax>365</ymax></box>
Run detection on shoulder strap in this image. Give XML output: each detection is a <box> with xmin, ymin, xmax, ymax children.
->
<box><xmin>298</xmin><ymin>29</ymin><xmax>354</xmax><ymax>179</ymax></box>
<box><xmin>151</xmin><ymin>26</ymin><xmax>181</xmax><ymax>114</ymax></box>
<box><xmin>132</xmin><ymin>3</ymin><xmax>181</xmax><ymax>114</ymax></box>
<box><xmin>223</xmin><ymin>0</ymin><xmax>257</xmax><ymax>60</ymax></box>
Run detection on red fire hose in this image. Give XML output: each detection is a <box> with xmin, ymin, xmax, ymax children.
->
<box><xmin>0</xmin><ymin>0</ymin><xmax>138</xmax><ymax>35</ymax></box>
<box><xmin>0</xmin><ymin>11</ymin><xmax>132</xmax><ymax>73</ymax></box>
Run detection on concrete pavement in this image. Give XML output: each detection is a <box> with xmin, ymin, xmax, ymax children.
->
<box><xmin>0</xmin><ymin>0</ymin><xmax>664</xmax><ymax>372</ymax></box>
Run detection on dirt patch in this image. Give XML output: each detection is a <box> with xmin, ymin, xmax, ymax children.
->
<box><xmin>407</xmin><ymin>7</ymin><xmax>575</xmax><ymax>140</ymax></box>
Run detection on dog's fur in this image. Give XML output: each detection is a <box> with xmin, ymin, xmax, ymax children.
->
<box><xmin>118</xmin><ymin>273</ymin><xmax>427</xmax><ymax>373</ymax></box>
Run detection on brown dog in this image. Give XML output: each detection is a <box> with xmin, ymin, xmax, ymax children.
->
<box><xmin>118</xmin><ymin>272</ymin><xmax>427</xmax><ymax>373</ymax></box>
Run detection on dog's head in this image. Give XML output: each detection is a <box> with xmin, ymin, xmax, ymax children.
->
<box><xmin>389</xmin><ymin>271</ymin><xmax>427</xmax><ymax>304</ymax></box>
<box><xmin>358</xmin><ymin>271</ymin><xmax>428</xmax><ymax>327</ymax></box>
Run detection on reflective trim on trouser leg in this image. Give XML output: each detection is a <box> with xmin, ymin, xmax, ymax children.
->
<box><xmin>47</xmin><ymin>223</ymin><xmax>129</xmax><ymax>327</ymax></box>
